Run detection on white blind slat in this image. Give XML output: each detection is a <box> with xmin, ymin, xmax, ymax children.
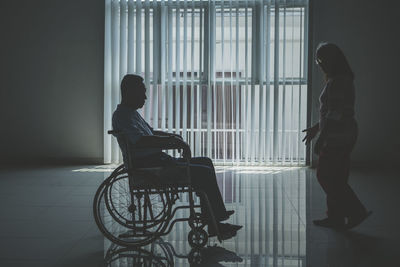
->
<box><xmin>182</xmin><ymin>0</ymin><xmax>188</xmax><ymax>140</ymax></box>
<box><xmin>175</xmin><ymin>7</ymin><xmax>181</xmax><ymax>138</ymax></box>
<box><xmin>144</xmin><ymin>0</ymin><xmax>151</xmax><ymax>122</ymax></box>
<box><xmin>273</xmin><ymin>0</ymin><xmax>280</xmax><ymax>164</ymax></box>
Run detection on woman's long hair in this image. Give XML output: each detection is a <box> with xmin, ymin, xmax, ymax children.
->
<box><xmin>316</xmin><ymin>42</ymin><xmax>354</xmax><ymax>81</ymax></box>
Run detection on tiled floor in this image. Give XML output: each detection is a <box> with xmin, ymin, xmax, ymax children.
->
<box><xmin>0</xmin><ymin>165</ymin><xmax>398</xmax><ymax>266</ymax></box>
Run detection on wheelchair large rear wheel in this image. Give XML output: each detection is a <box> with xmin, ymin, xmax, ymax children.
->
<box><xmin>93</xmin><ymin>172</ymin><xmax>173</xmax><ymax>247</ymax></box>
<box><xmin>105</xmin><ymin>175</ymin><xmax>171</xmax><ymax>230</ymax></box>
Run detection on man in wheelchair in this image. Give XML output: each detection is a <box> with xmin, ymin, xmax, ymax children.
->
<box><xmin>112</xmin><ymin>74</ymin><xmax>242</xmax><ymax>240</ymax></box>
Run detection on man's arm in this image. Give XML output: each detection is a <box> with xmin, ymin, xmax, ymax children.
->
<box><xmin>136</xmin><ymin>135</ymin><xmax>187</xmax><ymax>148</ymax></box>
<box><xmin>136</xmin><ymin>135</ymin><xmax>174</xmax><ymax>146</ymax></box>
<box><xmin>152</xmin><ymin>130</ymin><xmax>183</xmax><ymax>140</ymax></box>
<box><xmin>137</xmin><ymin>135</ymin><xmax>191</xmax><ymax>158</ymax></box>
<box><xmin>152</xmin><ymin>130</ymin><xmax>170</xmax><ymax>136</ymax></box>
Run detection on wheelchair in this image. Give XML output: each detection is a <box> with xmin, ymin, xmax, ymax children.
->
<box><xmin>93</xmin><ymin>130</ymin><xmax>222</xmax><ymax>248</ymax></box>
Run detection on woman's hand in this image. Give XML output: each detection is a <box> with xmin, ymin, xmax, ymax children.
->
<box><xmin>302</xmin><ymin>123</ymin><xmax>319</xmax><ymax>145</ymax></box>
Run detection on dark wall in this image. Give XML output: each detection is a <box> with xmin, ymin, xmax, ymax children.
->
<box><xmin>310</xmin><ymin>0</ymin><xmax>400</xmax><ymax>165</ymax></box>
<box><xmin>0</xmin><ymin>0</ymin><xmax>104</xmax><ymax>164</ymax></box>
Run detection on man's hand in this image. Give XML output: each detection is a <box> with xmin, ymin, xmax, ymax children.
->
<box><xmin>302</xmin><ymin>123</ymin><xmax>319</xmax><ymax>145</ymax></box>
<box><xmin>168</xmin><ymin>136</ymin><xmax>191</xmax><ymax>159</ymax></box>
<box><xmin>167</xmin><ymin>135</ymin><xmax>186</xmax><ymax>146</ymax></box>
<box><xmin>138</xmin><ymin>134</ymin><xmax>191</xmax><ymax>159</ymax></box>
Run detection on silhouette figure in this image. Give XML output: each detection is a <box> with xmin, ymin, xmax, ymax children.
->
<box><xmin>303</xmin><ymin>43</ymin><xmax>371</xmax><ymax>229</ymax></box>
<box><xmin>112</xmin><ymin>74</ymin><xmax>242</xmax><ymax>239</ymax></box>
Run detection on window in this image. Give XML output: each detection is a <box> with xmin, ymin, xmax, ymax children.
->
<box><xmin>104</xmin><ymin>0</ymin><xmax>309</xmax><ymax>165</ymax></box>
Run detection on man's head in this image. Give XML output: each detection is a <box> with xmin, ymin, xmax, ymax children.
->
<box><xmin>120</xmin><ymin>74</ymin><xmax>147</xmax><ymax>109</ymax></box>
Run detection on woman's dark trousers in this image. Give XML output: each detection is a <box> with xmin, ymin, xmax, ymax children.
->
<box><xmin>317</xmin><ymin>150</ymin><xmax>366</xmax><ymax>221</ymax></box>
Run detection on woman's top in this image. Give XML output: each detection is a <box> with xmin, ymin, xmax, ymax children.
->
<box><xmin>319</xmin><ymin>75</ymin><xmax>357</xmax><ymax>150</ymax></box>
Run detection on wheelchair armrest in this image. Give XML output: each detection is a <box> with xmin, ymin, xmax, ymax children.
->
<box><xmin>135</xmin><ymin>142</ymin><xmax>192</xmax><ymax>160</ymax></box>
<box><xmin>107</xmin><ymin>129</ymin><xmax>191</xmax><ymax>159</ymax></box>
<box><xmin>107</xmin><ymin>130</ymin><xmax>119</xmax><ymax>135</ymax></box>
<box><xmin>134</xmin><ymin>142</ymin><xmax>186</xmax><ymax>150</ymax></box>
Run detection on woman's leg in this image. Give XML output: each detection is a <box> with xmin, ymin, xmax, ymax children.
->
<box><xmin>317</xmin><ymin>152</ymin><xmax>347</xmax><ymax>222</ymax></box>
<box><xmin>317</xmin><ymin>151</ymin><xmax>366</xmax><ymax>223</ymax></box>
<box><xmin>340</xmin><ymin>155</ymin><xmax>367</xmax><ymax>219</ymax></box>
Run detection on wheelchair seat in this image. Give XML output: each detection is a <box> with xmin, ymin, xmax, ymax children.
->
<box><xmin>130</xmin><ymin>165</ymin><xmax>192</xmax><ymax>188</ymax></box>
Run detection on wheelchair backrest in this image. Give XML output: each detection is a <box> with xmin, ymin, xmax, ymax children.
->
<box><xmin>108</xmin><ymin>130</ymin><xmax>135</xmax><ymax>171</ymax></box>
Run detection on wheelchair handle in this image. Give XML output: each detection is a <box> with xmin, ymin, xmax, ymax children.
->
<box><xmin>108</xmin><ymin>130</ymin><xmax>120</xmax><ymax>135</ymax></box>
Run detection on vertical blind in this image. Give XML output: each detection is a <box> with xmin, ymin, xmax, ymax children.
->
<box><xmin>104</xmin><ymin>0</ymin><xmax>309</xmax><ymax>165</ymax></box>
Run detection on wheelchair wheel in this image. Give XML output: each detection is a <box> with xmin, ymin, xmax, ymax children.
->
<box><xmin>188</xmin><ymin>228</ymin><xmax>208</xmax><ymax>249</ymax></box>
<box><xmin>105</xmin><ymin>175</ymin><xmax>170</xmax><ymax>230</ymax></box>
<box><xmin>93</xmin><ymin>171</ymin><xmax>173</xmax><ymax>247</ymax></box>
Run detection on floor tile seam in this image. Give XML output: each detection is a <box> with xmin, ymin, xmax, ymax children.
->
<box><xmin>0</xmin><ymin>257</ymin><xmax>50</xmax><ymax>261</ymax></box>
<box><xmin>39</xmin><ymin>205</ymin><xmax>93</xmax><ymax>208</ymax></box>
<box><xmin>281</xmin><ymin>192</ymin><xmax>307</xmax><ymax>226</ymax></box>
<box><xmin>0</xmin><ymin>236</ymin><xmax>55</xmax><ymax>240</ymax></box>
<box><xmin>0</xmin><ymin>204</ymin><xmax>78</xmax><ymax>208</ymax></box>
<box><xmin>68</xmin><ymin>193</ymin><xmax>97</xmax><ymax>196</ymax></box>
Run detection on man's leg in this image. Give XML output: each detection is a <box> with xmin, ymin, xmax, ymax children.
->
<box><xmin>174</xmin><ymin>157</ymin><xmax>228</xmax><ymax>221</ymax></box>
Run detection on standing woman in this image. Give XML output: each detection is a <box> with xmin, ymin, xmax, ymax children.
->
<box><xmin>303</xmin><ymin>43</ymin><xmax>371</xmax><ymax>229</ymax></box>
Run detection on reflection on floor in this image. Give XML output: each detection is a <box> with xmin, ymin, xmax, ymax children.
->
<box><xmin>102</xmin><ymin>166</ymin><xmax>307</xmax><ymax>266</ymax></box>
<box><xmin>104</xmin><ymin>239</ymin><xmax>243</xmax><ymax>266</ymax></box>
<box><xmin>0</xmin><ymin>165</ymin><xmax>398</xmax><ymax>266</ymax></box>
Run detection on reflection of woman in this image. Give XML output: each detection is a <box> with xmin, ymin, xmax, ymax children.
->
<box><xmin>303</xmin><ymin>43</ymin><xmax>371</xmax><ymax>229</ymax></box>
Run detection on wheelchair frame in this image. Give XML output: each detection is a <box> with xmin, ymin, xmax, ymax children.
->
<box><xmin>93</xmin><ymin>130</ymin><xmax>222</xmax><ymax>248</ymax></box>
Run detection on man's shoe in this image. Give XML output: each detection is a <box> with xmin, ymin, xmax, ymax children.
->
<box><xmin>220</xmin><ymin>210</ymin><xmax>235</xmax><ymax>221</ymax></box>
<box><xmin>346</xmin><ymin>211</ymin><xmax>372</xmax><ymax>229</ymax></box>
<box><xmin>217</xmin><ymin>230</ymin><xmax>238</xmax><ymax>241</ymax></box>
<box><xmin>208</xmin><ymin>223</ymin><xmax>243</xmax><ymax>238</ymax></box>
<box><xmin>225</xmin><ymin>223</ymin><xmax>242</xmax><ymax>231</ymax></box>
<box><xmin>313</xmin><ymin>217</ymin><xmax>346</xmax><ymax>229</ymax></box>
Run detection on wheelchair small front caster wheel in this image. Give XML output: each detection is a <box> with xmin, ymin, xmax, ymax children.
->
<box><xmin>188</xmin><ymin>249</ymin><xmax>203</xmax><ymax>265</ymax></box>
<box><xmin>188</xmin><ymin>228</ymin><xmax>208</xmax><ymax>248</ymax></box>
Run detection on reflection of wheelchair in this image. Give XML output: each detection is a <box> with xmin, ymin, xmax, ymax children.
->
<box><xmin>105</xmin><ymin>239</ymin><xmax>175</xmax><ymax>266</ymax></box>
<box><xmin>105</xmin><ymin>238</ymin><xmax>243</xmax><ymax>266</ymax></box>
<box><xmin>93</xmin><ymin>130</ymin><xmax>222</xmax><ymax>248</ymax></box>
<box><xmin>105</xmin><ymin>238</ymin><xmax>202</xmax><ymax>266</ymax></box>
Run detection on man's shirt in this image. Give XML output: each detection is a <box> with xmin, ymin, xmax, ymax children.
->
<box><xmin>112</xmin><ymin>104</ymin><xmax>161</xmax><ymax>163</ymax></box>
